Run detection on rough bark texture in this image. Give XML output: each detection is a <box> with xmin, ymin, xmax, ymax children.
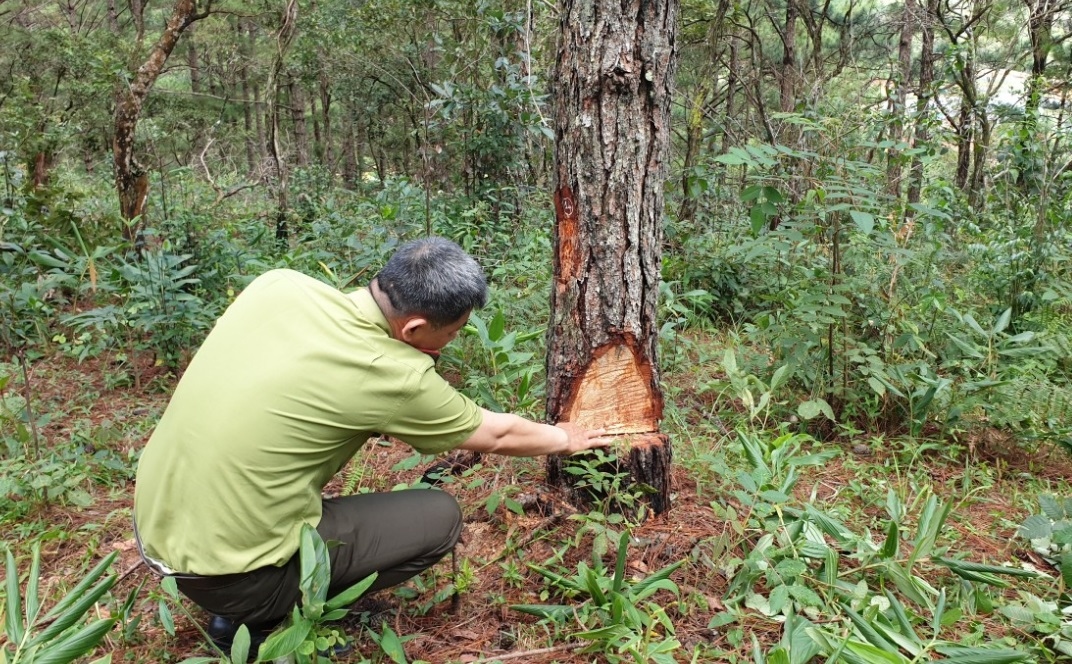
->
<box><xmin>885</xmin><ymin>0</ymin><xmax>916</xmax><ymax>198</ymax></box>
<box><xmin>114</xmin><ymin>0</ymin><xmax>209</xmax><ymax>244</ymax></box>
<box><xmin>546</xmin><ymin>0</ymin><xmax>678</xmax><ymax>516</ymax></box>
<box><xmin>907</xmin><ymin>0</ymin><xmax>937</xmax><ymax>206</ymax></box>
<box><xmin>779</xmin><ymin>0</ymin><xmax>799</xmax><ymax>113</ymax></box>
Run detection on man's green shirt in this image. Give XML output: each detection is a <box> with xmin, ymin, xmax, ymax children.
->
<box><xmin>134</xmin><ymin>269</ymin><xmax>482</xmax><ymax>575</ymax></box>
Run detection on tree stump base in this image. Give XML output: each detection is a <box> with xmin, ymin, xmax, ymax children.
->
<box><xmin>548</xmin><ymin>432</ymin><xmax>672</xmax><ymax>516</ymax></box>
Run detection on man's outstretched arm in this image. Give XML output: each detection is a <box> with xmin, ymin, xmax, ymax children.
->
<box><xmin>459</xmin><ymin>409</ymin><xmax>610</xmax><ymax>457</ymax></box>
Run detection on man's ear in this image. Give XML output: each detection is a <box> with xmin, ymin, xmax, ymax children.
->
<box><xmin>399</xmin><ymin>317</ymin><xmax>430</xmax><ymax>343</ymax></box>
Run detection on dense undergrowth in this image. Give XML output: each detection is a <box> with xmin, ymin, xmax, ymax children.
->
<box><xmin>1</xmin><ymin>144</ymin><xmax>1071</xmax><ymax>663</ymax></box>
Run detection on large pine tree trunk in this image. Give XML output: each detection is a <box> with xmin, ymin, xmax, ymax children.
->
<box><xmin>545</xmin><ymin>0</ymin><xmax>678</xmax><ymax>516</ymax></box>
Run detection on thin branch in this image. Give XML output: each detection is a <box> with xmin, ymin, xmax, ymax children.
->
<box><xmin>199</xmin><ymin>137</ymin><xmax>260</xmax><ymax>205</ymax></box>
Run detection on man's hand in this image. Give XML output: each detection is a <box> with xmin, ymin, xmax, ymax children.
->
<box><xmin>554</xmin><ymin>422</ymin><xmax>612</xmax><ymax>455</ymax></box>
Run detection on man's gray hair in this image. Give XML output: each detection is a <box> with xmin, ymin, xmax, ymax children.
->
<box><xmin>376</xmin><ymin>237</ymin><xmax>487</xmax><ymax>326</ymax></box>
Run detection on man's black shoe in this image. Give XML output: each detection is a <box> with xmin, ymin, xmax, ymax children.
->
<box><xmin>206</xmin><ymin>615</ymin><xmax>274</xmax><ymax>660</ymax></box>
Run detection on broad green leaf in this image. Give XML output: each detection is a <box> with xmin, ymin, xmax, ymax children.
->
<box><xmin>776</xmin><ymin>559</ymin><xmax>808</xmax><ymax>579</ymax></box>
<box><xmin>771</xmin><ymin>365</ymin><xmax>790</xmax><ymax>391</ymax></box>
<box><xmin>879</xmin><ymin>521</ymin><xmax>899</xmax><ymax>559</ymax></box>
<box><xmin>630</xmin><ymin>559</ymin><xmax>685</xmax><ymax>599</ymax></box>
<box><xmin>257</xmin><ymin>619</ymin><xmax>313</xmax><ymax>661</ymax></box>
<box><xmin>29</xmin><ymin>573</ymin><xmax>117</xmax><ymax>646</ymax></box>
<box><xmin>576</xmin><ymin>625</ymin><xmax>626</xmax><ymax>641</ymax></box>
<box><xmin>1039</xmin><ymin>495</ymin><xmax>1065</xmax><ymax>521</ymax></box>
<box><xmin>158</xmin><ymin>600</ymin><xmax>175</xmax><ymax>636</ymax></box>
<box><xmin>962</xmin><ymin>314</ymin><xmax>987</xmax><ymax>337</ymax></box>
<box><xmin>787</xmin><ymin>584</ymin><xmax>822</xmax><ymax>607</ymax></box>
<box><xmin>582</xmin><ymin>565</ymin><xmax>607</xmax><ymax>605</ymax></box>
<box><xmin>613</xmin><ymin>531</ymin><xmax>629</xmax><ymax>594</ymax></box>
<box><xmin>43</xmin><ymin>551</ymin><xmax>118</xmax><ymax>621</ymax></box>
<box><xmin>32</xmin><ymin>617</ymin><xmax>117</xmax><ymax>664</ymax></box>
<box><xmin>488</xmin><ymin>310</ymin><xmax>505</xmax><ymax>342</ymax></box>
<box><xmin>802</xmin><ymin>506</ymin><xmax>855</xmax><ymax>544</ymax></box>
<box><xmin>377</xmin><ymin>625</ymin><xmax>408</xmax><ymax>664</ymax></box>
<box><xmin>25</xmin><ymin>543</ymin><xmax>41</xmax><ymax>628</ymax></box>
<box><xmin>869</xmin><ymin>620</ymin><xmax>922</xmax><ymax>657</ymax></box>
<box><xmin>881</xmin><ymin>562</ymin><xmax>933</xmax><ymax>608</ymax></box>
<box><xmin>230</xmin><ymin>624</ymin><xmax>250</xmax><ymax>664</ymax></box>
<box><xmin>750</xmin><ymin>204</ymin><xmax>768</xmax><ymax>235</ymax></box>
<box><xmin>783</xmin><ymin>613</ymin><xmax>821</xmax><ymax>664</ymax></box>
<box><xmin>849</xmin><ymin>210</ymin><xmax>875</xmax><ymax>235</ymax></box>
<box><xmin>797</xmin><ymin>399</ymin><xmax>834</xmax><ymax>421</ymax></box>
<box><xmin>992</xmin><ymin>308</ymin><xmax>1012</xmax><ymax>335</ymax></box>
<box><xmin>882</xmin><ymin>590</ymin><xmax>919</xmax><ymax>646</ymax></box>
<box><xmin>508</xmin><ymin>604</ymin><xmax>574</xmax><ymax>621</ymax></box>
<box><xmin>5</xmin><ymin>548</ymin><xmax>24</xmax><ymax>645</ymax></box>
<box><xmin>911</xmin><ymin>495</ymin><xmax>950</xmax><ymax>563</ymax></box>
<box><xmin>325</xmin><ymin>571</ymin><xmax>378</xmax><ymax>611</ymax></box>
<box><xmin>1060</xmin><ymin>551</ymin><xmax>1072</xmax><ymax>588</ymax></box>
<box><xmin>715</xmin><ymin>149</ymin><xmax>753</xmax><ymax>167</ymax></box>
<box><xmin>299</xmin><ymin>524</ymin><xmax>330</xmax><ymax>609</ymax></box>
<box><xmin>933</xmin><ymin>645</ymin><xmax>1030</xmax><ymax>664</ymax></box>
<box><xmin>769</xmin><ymin>585</ymin><xmax>790</xmax><ymax>614</ymax></box>
<box><xmin>1018</xmin><ymin>514</ymin><xmax>1052</xmax><ymax>539</ymax></box>
<box><xmin>843</xmin><ymin>640</ymin><xmax>910</xmax><ymax>664</ymax></box>
<box><xmin>822</xmin><ymin>548</ymin><xmax>839</xmax><ymax>588</ymax></box>
<box><xmin>842</xmin><ymin>604</ymin><xmax>897</xmax><ymax>653</ymax></box>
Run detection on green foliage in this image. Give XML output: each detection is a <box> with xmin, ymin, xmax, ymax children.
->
<box><xmin>703</xmin><ymin>430</ymin><xmax>1035</xmax><ymax>663</ymax></box>
<box><xmin>64</xmin><ymin>250</ymin><xmax>215</xmax><ymax>370</ymax></box>
<box><xmin>1019</xmin><ymin>496</ymin><xmax>1072</xmax><ymax>589</ymax></box>
<box><xmin>446</xmin><ymin>308</ymin><xmax>543</xmax><ymax>415</ymax></box>
<box><xmin>512</xmin><ymin>530</ymin><xmax>685</xmax><ymax>663</ymax></box>
<box><xmin>172</xmin><ymin>524</ymin><xmax>378</xmax><ymax>664</ymax></box>
<box><xmin>0</xmin><ymin>545</ymin><xmax>120</xmax><ymax>664</ymax></box>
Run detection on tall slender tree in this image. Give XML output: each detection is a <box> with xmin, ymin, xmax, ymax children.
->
<box><xmin>114</xmin><ymin>0</ymin><xmax>214</xmax><ymax>245</ymax></box>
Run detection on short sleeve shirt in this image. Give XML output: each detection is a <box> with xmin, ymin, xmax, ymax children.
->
<box><xmin>133</xmin><ymin>269</ymin><xmax>482</xmax><ymax>575</ymax></box>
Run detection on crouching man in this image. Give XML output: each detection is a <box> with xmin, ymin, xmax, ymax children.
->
<box><xmin>133</xmin><ymin>237</ymin><xmax>608</xmax><ymax>647</ymax></box>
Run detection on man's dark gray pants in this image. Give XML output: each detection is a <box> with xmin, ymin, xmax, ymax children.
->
<box><xmin>176</xmin><ymin>489</ymin><xmax>462</xmax><ymax>626</ymax></box>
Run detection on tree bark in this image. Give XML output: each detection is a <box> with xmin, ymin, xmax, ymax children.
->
<box><xmin>907</xmin><ymin>0</ymin><xmax>938</xmax><ymax>206</ymax></box>
<box><xmin>267</xmin><ymin>0</ymin><xmax>299</xmax><ymax>245</ymax></box>
<box><xmin>886</xmin><ymin>0</ymin><xmax>916</xmax><ymax>198</ymax></box>
<box><xmin>289</xmin><ymin>78</ymin><xmax>309</xmax><ymax>167</ymax></box>
<box><xmin>779</xmin><ymin>0</ymin><xmax>799</xmax><ymax>113</ymax></box>
<box><xmin>187</xmin><ymin>22</ymin><xmax>201</xmax><ymax>94</ymax></box>
<box><xmin>721</xmin><ymin>36</ymin><xmax>740</xmax><ymax>155</ymax></box>
<box><xmin>342</xmin><ymin>105</ymin><xmax>358</xmax><ymax>188</ymax></box>
<box><xmin>319</xmin><ymin>74</ymin><xmax>333</xmax><ymax>170</ymax></box>
<box><xmin>546</xmin><ymin>0</ymin><xmax>678</xmax><ymax>516</ymax></box>
<box><xmin>114</xmin><ymin>0</ymin><xmax>212</xmax><ymax>245</ymax></box>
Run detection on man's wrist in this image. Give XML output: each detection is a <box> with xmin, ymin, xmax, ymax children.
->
<box><xmin>552</xmin><ymin>424</ymin><xmax>571</xmax><ymax>455</ymax></box>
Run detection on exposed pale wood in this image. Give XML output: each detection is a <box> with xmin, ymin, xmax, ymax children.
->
<box><xmin>564</xmin><ymin>342</ymin><xmax>659</xmax><ymax>435</ymax></box>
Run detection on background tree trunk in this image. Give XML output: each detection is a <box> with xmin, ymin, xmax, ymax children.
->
<box><xmin>114</xmin><ymin>0</ymin><xmax>212</xmax><ymax>245</ymax></box>
<box><xmin>545</xmin><ymin>0</ymin><xmax>678</xmax><ymax>516</ymax></box>
<box><xmin>907</xmin><ymin>0</ymin><xmax>938</xmax><ymax>206</ymax></box>
<box><xmin>779</xmin><ymin>0</ymin><xmax>799</xmax><ymax>113</ymax></box>
<box><xmin>886</xmin><ymin>0</ymin><xmax>916</xmax><ymax>198</ymax></box>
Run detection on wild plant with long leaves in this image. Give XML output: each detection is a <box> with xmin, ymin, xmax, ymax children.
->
<box><xmin>1</xmin><ymin>545</ymin><xmax>118</xmax><ymax>664</ymax></box>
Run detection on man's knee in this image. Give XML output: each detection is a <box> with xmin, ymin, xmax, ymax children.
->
<box><xmin>424</xmin><ymin>490</ymin><xmax>463</xmax><ymax>554</ymax></box>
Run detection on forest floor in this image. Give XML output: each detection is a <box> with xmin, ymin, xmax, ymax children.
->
<box><xmin>3</xmin><ymin>348</ymin><xmax>1071</xmax><ymax>663</ymax></box>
